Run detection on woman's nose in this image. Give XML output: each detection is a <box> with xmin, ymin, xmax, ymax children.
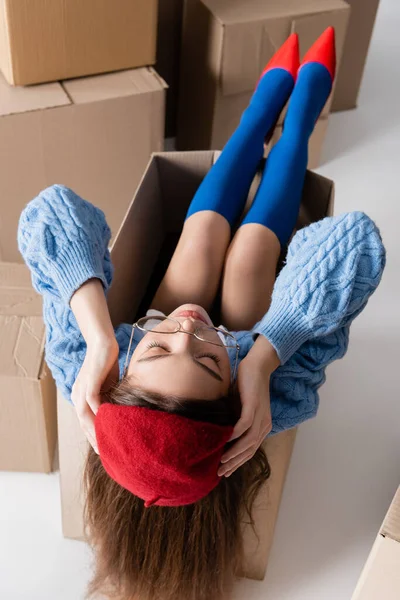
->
<box><xmin>182</xmin><ymin>318</ymin><xmax>196</xmax><ymax>333</ymax></box>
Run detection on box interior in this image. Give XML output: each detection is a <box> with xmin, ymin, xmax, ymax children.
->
<box><xmin>108</xmin><ymin>150</ymin><xmax>334</xmax><ymax>328</ymax></box>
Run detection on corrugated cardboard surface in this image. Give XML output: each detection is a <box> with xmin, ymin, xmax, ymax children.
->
<box><xmin>238</xmin><ymin>428</ymin><xmax>297</xmax><ymax>580</ymax></box>
<box><xmin>0</xmin><ymin>262</ymin><xmax>57</xmax><ymax>472</ymax></box>
<box><xmin>0</xmin><ymin>262</ymin><xmax>43</xmax><ymax>316</ymax></box>
<box><xmin>0</xmin><ymin>0</ymin><xmax>158</xmax><ymax>86</ymax></box>
<box><xmin>57</xmin><ymin>391</ymin><xmax>88</xmax><ymax>540</ymax></box>
<box><xmin>58</xmin><ymin>150</ymin><xmax>335</xmax><ymax>582</ymax></box>
<box><xmin>352</xmin><ymin>487</ymin><xmax>400</xmax><ymax>600</ymax></box>
<box><xmin>156</xmin><ymin>0</ymin><xmax>184</xmax><ymax>137</ymax></box>
<box><xmin>0</xmin><ymin>66</ymin><xmax>166</xmax><ymax>263</ymax></box>
<box><xmin>177</xmin><ymin>0</ymin><xmax>349</xmax><ymax>156</ymax></box>
<box><xmin>332</xmin><ymin>0</ymin><xmax>380</xmax><ymax>111</ymax></box>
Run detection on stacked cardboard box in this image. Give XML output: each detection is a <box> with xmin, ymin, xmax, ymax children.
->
<box><xmin>0</xmin><ymin>67</ymin><xmax>166</xmax><ymax>470</ymax></box>
<box><xmin>58</xmin><ymin>150</ymin><xmax>334</xmax><ymax>580</ymax></box>
<box><xmin>0</xmin><ymin>0</ymin><xmax>166</xmax><ymax>472</ymax></box>
<box><xmin>0</xmin><ymin>67</ymin><xmax>166</xmax><ymax>263</ymax></box>
<box><xmin>157</xmin><ymin>0</ymin><xmax>380</xmax><ymax>137</ymax></box>
<box><xmin>0</xmin><ymin>0</ymin><xmax>158</xmax><ymax>85</ymax></box>
<box><xmin>352</xmin><ymin>487</ymin><xmax>400</xmax><ymax>600</ymax></box>
<box><xmin>156</xmin><ymin>0</ymin><xmax>184</xmax><ymax>137</ymax></box>
<box><xmin>0</xmin><ymin>263</ymin><xmax>56</xmax><ymax>472</ymax></box>
<box><xmin>176</xmin><ymin>0</ymin><xmax>350</xmax><ymax>168</ymax></box>
<box><xmin>333</xmin><ymin>0</ymin><xmax>381</xmax><ymax>111</ymax></box>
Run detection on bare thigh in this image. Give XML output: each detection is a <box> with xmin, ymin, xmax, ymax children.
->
<box><xmin>220</xmin><ymin>224</ymin><xmax>280</xmax><ymax>331</ymax></box>
<box><xmin>150</xmin><ymin>211</ymin><xmax>231</xmax><ymax>314</ymax></box>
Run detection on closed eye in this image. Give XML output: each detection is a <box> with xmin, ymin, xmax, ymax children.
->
<box><xmin>145</xmin><ymin>341</ymin><xmax>170</xmax><ymax>352</ymax></box>
<box><xmin>138</xmin><ymin>343</ymin><xmax>223</xmax><ymax>381</ymax></box>
<box><xmin>195</xmin><ymin>352</ymin><xmax>221</xmax><ymax>368</ymax></box>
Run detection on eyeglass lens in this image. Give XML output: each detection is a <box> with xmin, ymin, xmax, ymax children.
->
<box><xmin>137</xmin><ymin>316</ymin><xmax>234</xmax><ymax>347</ymax></box>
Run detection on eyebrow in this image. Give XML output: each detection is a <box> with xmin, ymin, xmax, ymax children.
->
<box><xmin>137</xmin><ymin>353</ymin><xmax>223</xmax><ymax>382</ymax></box>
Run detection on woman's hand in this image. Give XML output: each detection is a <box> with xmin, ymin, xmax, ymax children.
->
<box><xmin>70</xmin><ymin>279</ymin><xmax>120</xmax><ymax>453</ymax></box>
<box><xmin>71</xmin><ymin>336</ymin><xmax>119</xmax><ymax>453</ymax></box>
<box><xmin>218</xmin><ymin>335</ymin><xmax>280</xmax><ymax>477</ymax></box>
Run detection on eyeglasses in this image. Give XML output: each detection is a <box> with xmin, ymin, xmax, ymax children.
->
<box><xmin>123</xmin><ymin>315</ymin><xmax>240</xmax><ymax>382</ymax></box>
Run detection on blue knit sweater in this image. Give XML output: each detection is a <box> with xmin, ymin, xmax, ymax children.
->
<box><xmin>18</xmin><ymin>185</ymin><xmax>386</xmax><ymax>435</ymax></box>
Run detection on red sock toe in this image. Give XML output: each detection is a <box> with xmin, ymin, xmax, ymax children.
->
<box><xmin>300</xmin><ymin>26</ymin><xmax>336</xmax><ymax>81</ymax></box>
<box><xmin>259</xmin><ymin>33</ymin><xmax>300</xmax><ymax>82</ymax></box>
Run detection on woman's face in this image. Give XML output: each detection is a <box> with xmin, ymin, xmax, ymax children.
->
<box><xmin>127</xmin><ymin>304</ymin><xmax>231</xmax><ymax>400</ymax></box>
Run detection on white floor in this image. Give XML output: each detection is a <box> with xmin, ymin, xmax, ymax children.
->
<box><xmin>1</xmin><ymin>1</ymin><xmax>400</xmax><ymax>598</ymax></box>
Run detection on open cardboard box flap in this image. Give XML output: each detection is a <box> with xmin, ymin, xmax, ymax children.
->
<box><xmin>58</xmin><ymin>150</ymin><xmax>334</xmax><ymax>580</ymax></box>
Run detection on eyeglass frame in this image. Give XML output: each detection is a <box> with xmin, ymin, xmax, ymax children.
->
<box><xmin>123</xmin><ymin>315</ymin><xmax>240</xmax><ymax>383</ymax></box>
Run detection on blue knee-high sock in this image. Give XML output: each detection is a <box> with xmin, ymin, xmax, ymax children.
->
<box><xmin>185</xmin><ymin>68</ymin><xmax>295</xmax><ymax>227</ymax></box>
<box><xmin>241</xmin><ymin>62</ymin><xmax>333</xmax><ymax>247</ymax></box>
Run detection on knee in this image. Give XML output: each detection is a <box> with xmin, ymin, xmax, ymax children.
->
<box><xmin>181</xmin><ymin>212</ymin><xmax>230</xmax><ymax>259</ymax></box>
<box><xmin>226</xmin><ymin>238</ymin><xmax>267</xmax><ymax>280</ymax></box>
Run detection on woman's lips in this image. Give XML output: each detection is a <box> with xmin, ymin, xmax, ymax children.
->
<box><xmin>176</xmin><ymin>310</ymin><xmax>209</xmax><ymax>325</ymax></box>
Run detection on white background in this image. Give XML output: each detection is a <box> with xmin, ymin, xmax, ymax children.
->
<box><xmin>1</xmin><ymin>0</ymin><xmax>399</xmax><ymax>598</ymax></box>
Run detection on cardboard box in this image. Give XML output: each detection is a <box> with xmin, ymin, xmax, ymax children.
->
<box><xmin>0</xmin><ymin>0</ymin><xmax>158</xmax><ymax>86</ymax></box>
<box><xmin>0</xmin><ymin>262</ymin><xmax>56</xmax><ymax>472</ymax></box>
<box><xmin>156</xmin><ymin>0</ymin><xmax>184</xmax><ymax>137</ymax></box>
<box><xmin>176</xmin><ymin>0</ymin><xmax>350</xmax><ymax>166</ymax></box>
<box><xmin>0</xmin><ymin>67</ymin><xmax>166</xmax><ymax>263</ymax></box>
<box><xmin>352</xmin><ymin>487</ymin><xmax>400</xmax><ymax>600</ymax></box>
<box><xmin>58</xmin><ymin>150</ymin><xmax>334</xmax><ymax>580</ymax></box>
<box><xmin>332</xmin><ymin>0</ymin><xmax>380</xmax><ymax>111</ymax></box>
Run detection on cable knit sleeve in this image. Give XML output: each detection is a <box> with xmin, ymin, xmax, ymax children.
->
<box><xmin>254</xmin><ymin>211</ymin><xmax>386</xmax><ymax>365</ymax></box>
<box><xmin>17</xmin><ymin>184</ymin><xmax>114</xmax><ymax>402</ymax></box>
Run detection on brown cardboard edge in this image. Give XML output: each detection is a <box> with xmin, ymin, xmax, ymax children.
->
<box><xmin>38</xmin><ymin>362</ymin><xmax>58</xmax><ymax>473</ymax></box>
<box><xmin>0</xmin><ymin>0</ymin><xmax>14</xmax><ymax>84</ymax></box>
<box><xmin>238</xmin><ymin>428</ymin><xmax>297</xmax><ymax>580</ymax></box>
<box><xmin>381</xmin><ymin>486</ymin><xmax>400</xmax><ymax>543</ymax></box>
<box><xmin>202</xmin><ymin>0</ymin><xmax>350</xmax><ymax>25</ymax></box>
<box><xmin>57</xmin><ymin>391</ymin><xmax>88</xmax><ymax>541</ymax></box>
<box><xmin>147</xmin><ymin>66</ymin><xmax>169</xmax><ymax>91</ymax></box>
<box><xmin>351</xmin><ymin>486</ymin><xmax>400</xmax><ymax>600</ymax></box>
<box><xmin>0</xmin><ymin>81</ymin><xmax>71</xmax><ymax>118</ymax></box>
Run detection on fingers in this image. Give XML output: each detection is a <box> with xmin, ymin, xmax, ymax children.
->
<box><xmin>223</xmin><ymin>423</ymin><xmax>259</xmax><ymax>463</ymax></box>
<box><xmin>227</xmin><ymin>403</ymin><xmax>255</xmax><ymax>442</ymax></box>
<box><xmin>86</xmin><ymin>388</ymin><xmax>101</xmax><ymax>417</ymax></box>
<box><xmin>71</xmin><ymin>389</ymin><xmax>99</xmax><ymax>454</ymax></box>
<box><xmin>78</xmin><ymin>407</ymin><xmax>99</xmax><ymax>454</ymax></box>
<box><xmin>218</xmin><ymin>448</ymin><xmax>254</xmax><ymax>477</ymax></box>
<box><xmin>219</xmin><ymin>418</ymin><xmax>271</xmax><ymax>476</ymax></box>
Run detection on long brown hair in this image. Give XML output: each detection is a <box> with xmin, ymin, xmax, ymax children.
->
<box><xmin>83</xmin><ymin>379</ymin><xmax>271</xmax><ymax>600</ymax></box>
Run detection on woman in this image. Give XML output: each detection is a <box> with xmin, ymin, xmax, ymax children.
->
<box><xmin>18</xmin><ymin>29</ymin><xmax>385</xmax><ymax>600</ymax></box>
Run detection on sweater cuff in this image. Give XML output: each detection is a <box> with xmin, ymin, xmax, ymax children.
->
<box><xmin>50</xmin><ymin>240</ymin><xmax>109</xmax><ymax>305</ymax></box>
<box><xmin>254</xmin><ymin>302</ymin><xmax>311</xmax><ymax>365</ymax></box>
